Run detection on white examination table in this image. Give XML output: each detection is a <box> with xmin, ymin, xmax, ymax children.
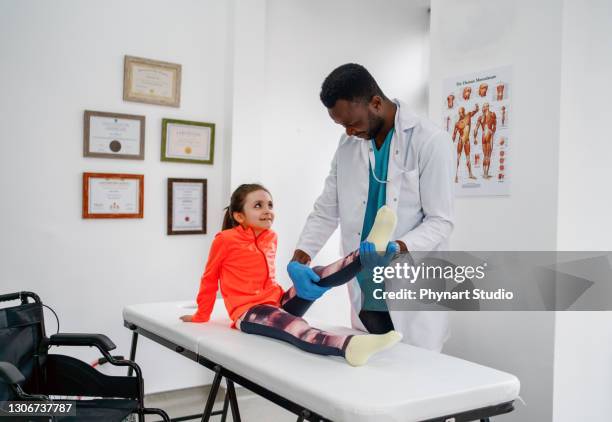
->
<box><xmin>123</xmin><ymin>301</ymin><xmax>520</xmax><ymax>422</ymax></box>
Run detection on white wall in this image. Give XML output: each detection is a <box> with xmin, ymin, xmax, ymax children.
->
<box><xmin>258</xmin><ymin>0</ymin><xmax>431</xmax><ymax>324</ymax></box>
<box><xmin>429</xmin><ymin>0</ymin><xmax>565</xmax><ymax>420</ymax></box>
<box><xmin>553</xmin><ymin>312</ymin><xmax>612</xmax><ymax>421</ymax></box>
<box><xmin>0</xmin><ymin>0</ymin><xmax>231</xmax><ymax>393</ymax></box>
<box><xmin>228</xmin><ymin>0</ymin><xmax>267</xmax><ymax>187</ymax></box>
<box><xmin>557</xmin><ymin>0</ymin><xmax>612</xmax><ymax>250</ymax></box>
<box><xmin>554</xmin><ymin>0</ymin><xmax>612</xmax><ymax>420</ymax></box>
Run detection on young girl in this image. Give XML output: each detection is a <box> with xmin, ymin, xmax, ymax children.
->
<box><xmin>181</xmin><ymin>184</ymin><xmax>401</xmax><ymax>366</ymax></box>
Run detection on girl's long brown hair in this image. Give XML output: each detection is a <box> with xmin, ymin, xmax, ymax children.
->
<box><xmin>222</xmin><ymin>183</ymin><xmax>271</xmax><ymax>230</ymax></box>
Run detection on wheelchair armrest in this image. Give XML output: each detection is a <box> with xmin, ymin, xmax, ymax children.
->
<box><xmin>0</xmin><ymin>362</ymin><xmax>49</xmax><ymax>402</ymax></box>
<box><xmin>0</xmin><ymin>362</ymin><xmax>25</xmax><ymax>385</ymax></box>
<box><xmin>49</xmin><ymin>333</ymin><xmax>117</xmax><ymax>352</ymax></box>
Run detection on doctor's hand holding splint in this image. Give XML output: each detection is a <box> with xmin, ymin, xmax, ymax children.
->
<box><xmin>290</xmin><ymin>64</ymin><xmax>454</xmax><ymax>352</ymax></box>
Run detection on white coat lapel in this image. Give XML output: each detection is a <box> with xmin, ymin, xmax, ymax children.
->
<box><xmin>385</xmin><ymin>129</ymin><xmax>404</xmax><ymax>215</ymax></box>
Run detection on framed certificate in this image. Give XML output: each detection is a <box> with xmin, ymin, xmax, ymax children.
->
<box><xmin>167</xmin><ymin>178</ymin><xmax>207</xmax><ymax>235</ymax></box>
<box><xmin>83</xmin><ymin>173</ymin><xmax>144</xmax><ymax>219</ymax></box>
<box><xmin>161</xmin><ymin>119</ymin><xmax>215</xmax><ymax>165</ymax></box>
<box><xmin>83</xmin><ymin>110</ymin><xmax>145</xmax><ymax>160</ymax></box>
<box><xmin>123</xmin><ymin>55</ymin><xmax>181</xmax><ymax>107</ymax></box>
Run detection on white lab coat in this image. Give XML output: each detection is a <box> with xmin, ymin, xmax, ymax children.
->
<box><xmin>296</xmin><ymin>99</ymin><xmax>454</xmax><ymax>351</ymax></box>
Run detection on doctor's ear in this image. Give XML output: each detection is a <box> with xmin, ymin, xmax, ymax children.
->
<box><xmin>369</xmin><ymin>95</ymin><xmax>384</xmax><ymax>112</ymax></box>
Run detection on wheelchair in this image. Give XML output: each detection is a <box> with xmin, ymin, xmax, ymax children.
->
<box><xmin>0</xmin><ymin>291</ymin><xmax>169</xmax><ymax>421</ymax></box>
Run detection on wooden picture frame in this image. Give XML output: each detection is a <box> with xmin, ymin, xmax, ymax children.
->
<box><xmin>83</xmin><ymin>110</ymin><xmax>145</xmax><ymax>160</ymax></box>
<box><xmin>167</xmin><ymin>178</ymin><xmax>207</xmax><ymax>235</ymax></box>
<box><xmin>123</xmin><ymin>55</ymin><xmax>181</xmax><ymax>107</ymax></box>
<box><xmin>83</xmin><ymin>172</ymin><xmax>144</xmax><ymax>219</ymax></box>
<box><xmin>161</xmin><ymin>118</ymin><xmax>215</xmax><ymax>165</ymax></box>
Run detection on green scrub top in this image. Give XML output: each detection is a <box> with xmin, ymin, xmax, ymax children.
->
<box><xmin>358</xmin><ymin>127</ymin><xmax>394</xmax><ymax>311</ymax></box>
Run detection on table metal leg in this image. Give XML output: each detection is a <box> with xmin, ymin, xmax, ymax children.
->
<box><xmin>226</xmin><ymin>379</ymin><xmax>241</xmax><ymax>422</ymax></box>
<box><xmin>201</xmin><ymin>366</ymin><xmax>223</xmax><ymax>422</ymax></box>
<box><xmin>220</xmin><ymin>386</ymin><xmax>230</xmax><ymax>422</ymax></box>
<box><xmin>296</xmin><ymin>410</ymin><xmax>310</xmax><ymax>422</ymax></box>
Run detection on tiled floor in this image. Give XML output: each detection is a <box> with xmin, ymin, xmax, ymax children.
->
<box><xmin>144</xmin><ymin>384</ymin><xmax>297</xmax><ymax>421</ymax></box>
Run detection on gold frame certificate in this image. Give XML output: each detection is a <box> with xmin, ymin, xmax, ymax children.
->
<box><xmin>161</xmin><ymin>119</ymin><xmax>215</xmax><ymax>165</ymax></box>
<box><xmin>83</xmin><ymin>173</ymin><xmax>144</xmax><ymax>219</ymax></box>
<box><xmin>123</xmin><ymin>55</ymin><xmax>181</xmax><ymax>107</ymax></box>
<box><xmin>167</xmin><ymin>178</ymin><xmax>207</xmax><ymax>235</ymax></box>
<box><xmin>83</xmin><ymin>110</ymin><xmax>145</xmax><ymax>160</ymax></box>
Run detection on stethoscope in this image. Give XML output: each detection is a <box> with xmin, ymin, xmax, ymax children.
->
<box><xmin>367</xmin><ymin>127</ymin><xmax>415</xmax><ymax>184</ymax></box>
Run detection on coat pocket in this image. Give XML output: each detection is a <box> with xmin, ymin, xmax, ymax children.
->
<box><xmin>396</xmin><ymin>168</ymin><xmax>421</xmax><ymax>212</ymax></box>
<box><xmin>402</xmin><ymin>169</ymin><xmax>420</xmax><ymax>194</ymax></box>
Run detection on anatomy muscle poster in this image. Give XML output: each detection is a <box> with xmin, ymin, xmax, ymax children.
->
<box><xmin>443</xmin><ymin>66</ymin><xmax>511</xmax><ymax>196</ymax></box>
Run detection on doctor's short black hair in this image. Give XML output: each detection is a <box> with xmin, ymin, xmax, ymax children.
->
<box><xmin>320</xmin><ymin>63</ymin><xmax>386</xmax><ymax>108</ymax></box>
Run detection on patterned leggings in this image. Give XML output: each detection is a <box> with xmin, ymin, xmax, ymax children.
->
<box><xmin>237</xmin><ymin>250</ymin><xmax>392</xmax><ymax>357</ymax></box>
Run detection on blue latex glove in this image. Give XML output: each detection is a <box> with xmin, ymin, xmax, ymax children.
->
<box><xmin>359</xmin><ymin>241</ymin><xmax>399</xmax><ymax>270</ymax></box>
<box><xmin>287</xmin><ymin>261</ymin><xmax>329</xmax><ymax>301</ymax></box>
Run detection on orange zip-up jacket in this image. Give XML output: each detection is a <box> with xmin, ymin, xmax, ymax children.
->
<box><xmin>191</xmin><ymin>225</ymin><xmax>285</xmax><ymax>327</ymax></box>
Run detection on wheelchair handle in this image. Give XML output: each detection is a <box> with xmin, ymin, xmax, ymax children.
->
<box><xmin>0</xmin><ymin>291</ymin><xmax>41</xmax><ymax>304</ymax></box>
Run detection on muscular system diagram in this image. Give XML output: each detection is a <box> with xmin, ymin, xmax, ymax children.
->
<box><xmin>443</xmin><ymin>66</ymin><xmax>511</xmax><ymax>196</ymax></box>
<box><xmin>452</xmin><ymin>104</ymin><xmax>479</xmax><ymax>183</ymax></box>
<box><xmin>474</xmin><ymin>103</ymin><xmax>497</xmax><ymax>179</ymax></box>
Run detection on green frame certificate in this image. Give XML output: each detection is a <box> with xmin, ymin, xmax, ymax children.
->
<box><xmin>161</xmin><ymin>119</ymin><xmax>215</xmax><ymax>165</ymax></box>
